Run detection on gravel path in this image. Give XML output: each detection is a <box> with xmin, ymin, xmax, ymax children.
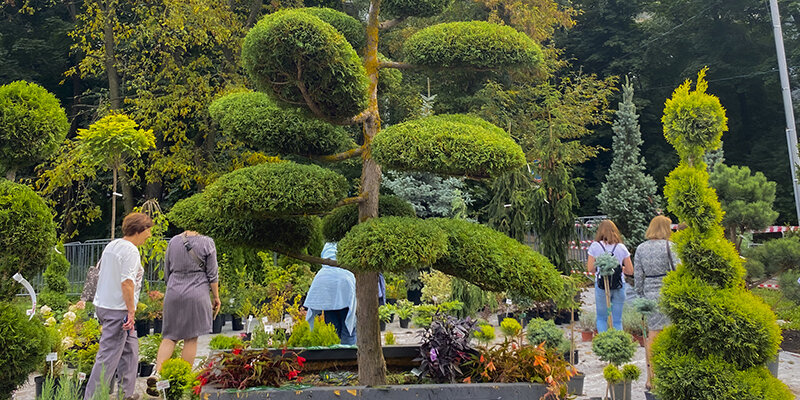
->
<box><xmin>13</xmin><ymin>288</ymin><xmax>800</xmax><ymax>399</ymax></box>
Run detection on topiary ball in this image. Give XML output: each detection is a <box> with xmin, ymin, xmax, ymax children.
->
<box><xmin>592</xmin><ymin>329</ymin><xmax>636</xmax><ymax>366</ymax></box>
<box><xmin>525</xmin><ymin>317</ymin><xmax>566</xmax><ymax>351</ymax></box>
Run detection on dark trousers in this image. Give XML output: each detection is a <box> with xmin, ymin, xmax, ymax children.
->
<box><xmin>309</xmin><ymin>308</ymin><xmax>356</xmax><ymax>345</ymax></box>
<box><xmin>85</xmin><ymin>307</ymin><xmax>138</xmax><ymax>399</ymax></box>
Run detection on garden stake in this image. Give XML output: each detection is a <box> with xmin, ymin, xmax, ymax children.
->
<box><xmin>603</xmin><ymin>277</ymin><xmax>612</xmax><ymax>329</ymax></box>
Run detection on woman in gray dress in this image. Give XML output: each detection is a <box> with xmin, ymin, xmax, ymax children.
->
<box><xmin>153</xmin><ymin>231</ymin><xmax>220</xmax><ymax>372</ymax></box>
<box><xmin>634</xmin><ymin>215</ymin><xmax>680</xmax><ymax>390</ymax></box>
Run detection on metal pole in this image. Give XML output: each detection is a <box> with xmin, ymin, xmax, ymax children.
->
<box><xmin>769</xmin><ymin>0</ymin><xmax>800</xmax><ymax>224</ymax></box>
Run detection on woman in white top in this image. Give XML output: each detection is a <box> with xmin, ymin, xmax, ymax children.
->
<box><xmin>586</xmin><ymin>219</ymin><xmax>633</xmax><ymax>332</ymax></box>
<box><xmin>84</xmin><ymin>213</ymin><xmax>152</xmax><ymax>400</ymax></box>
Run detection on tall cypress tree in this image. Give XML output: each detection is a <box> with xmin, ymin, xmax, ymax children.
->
<box><xmin>598</xmin><ymin>78</ymin><xmax>659</xmax><ymax>247</ymax></box>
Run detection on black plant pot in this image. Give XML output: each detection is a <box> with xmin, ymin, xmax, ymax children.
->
<box><xmin>152</xmin><ymin>318</ymin><xmax>163</xmax><ymax>334</ymax></box>
<box><xmin>407</xmin><ymin>289</ymin><xmax>422</xmax><ymax>305</ymax></box>
<box><xmin>242</xmin><ymin>332</ymin><xmax>252</xmax><ymax>341</ymax></box>
<box><xmin>644</xmin><ymin>390</ymin><xmax>659</xmax><ymax>400</ymax></box>
<box><xmin>380</xmin><ymin>321</ymin><xmax>387</xmax><ymax>331</ymax></box>
<box><xmin>139</xmin><ymin>362</ymin><xmax>155</xmax><ymax>377</ymax></box>
<box><xmin>387</xmin><ymin>298</ymin><xmax>398</xmax><ymax>305</ymax></box>
<box><xmin>399</xmin><ymin>318</ymin><xmax>410</xmax><ymax>329</ymax></box>
<box><xmin>35</xmin><ymin>376</ymin><xmax>60</xmax><ymax>398</ymax></box>
<box><xmin>231</xmin><ymin>316</ymin><xmax>244</xmax><ymax>331</ymax></box>
<box><xmin>566</xmin><ymin>372</ymin><xmax>584</xmax><ymax>396</ymax></box>
<box><xmin>212</xmin><ymin>314</ymin><xmax>224</xmax><ymax>333</ymax></box>
<box><xmin>562</xmin><ymin>349</ymin><xmax>579</xmax><ymax>364</ymax></box>
<box><xmin>135</xmin><ymin>319</ymin><xmax>151</xmax><ymax>337</ymax></box>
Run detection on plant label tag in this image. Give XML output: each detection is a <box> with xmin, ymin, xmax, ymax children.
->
<box><xmin>46</xmin><ymin>352</ymin><xmax>58</xmax><ymax>362</ymax></box>
<box><xmin>26</xmin><ymin>309</ymin><xmax>34</xmax><ymax>316</ymax></box>
<box><xmin>261</xmin><ymin>316</ymin><xmax>269</xmax><ymax>327</ymax></box>
<box><xmin>506</xmin><ymin>298</ymin><xmax>513</xmax><ymax>306</ymax></box>
<box><xmin>156</xmin><ymin>380</ymin><xmax>170</xmax><ymax>390</ymax></box>
<box><xmin>265</xmin><ymin>324</ymin><xmax>274</xmax><ymax>334</ymax></box>
<box><xmin>411</xmin><ymin>368</ymin><xmax>422</xmax><ymax>377</ymax></box>
<box><xmin>78</xmin><ymin>372</ymin><xmax>86</xmax><ymax>383</ymax></box>
<box><xmin>432</xmin><ymin>296</ymin><xmax>438</xmax><ymax>303</ymax></box>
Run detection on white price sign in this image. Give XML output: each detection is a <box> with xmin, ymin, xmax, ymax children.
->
<box><xmin>78</xmin><ymin>372</ymin><xmax>87</xmax><ymax>383</ymax></box>
<box><xmin>505</xmin><ymin>298</ymin><xmax>513</xmax><ymax>306</ymax></box>
<box><xmin>46</xmin><ymin>352</ymin><xmax>58</xmax><ymax>362</ymax></box>
<box><xmin>265</xmin><ymin>324</ymin><xmax>274</xmax><ymax>334</ymax></box>
<box><xmin>156</xmin><ymin>380</ymin><xmax>171</xmax><ymax>391</ymax></box>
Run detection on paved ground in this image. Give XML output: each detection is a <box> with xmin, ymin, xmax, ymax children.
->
<box><xmin>13</xmin><ymin>288</ymin><xmax>800</xmax><ymax>399</ymax></box>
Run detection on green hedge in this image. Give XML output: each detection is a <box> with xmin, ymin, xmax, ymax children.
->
<box><xmin>403</xmin><ymin>22</ymin><xmax>541</xmax><ymax>69</ymax></box>
<box><xmin>382</xmin><ymin>0</ymin><xmax>450</xmax><ymax>18</ymax></box>
<box><xmin>242</xmin><ymin>10</ymin><xmax>369</xmax><ymax>120</ymax></box>
<box><xmin>0</xmin><ymin>81</ymin><xmax>69</xmax><ymax>174</ymax></box>
<box><xmin>322</xmin><ymin>195</ymin><xmax>415</xmax><ymax>242</ymax></box>
<box><xmin>338</xmin><ymin>216</ymin><xmax>449</xmax><ymax>272</ymax></box>
<box><xmin>209</xmin><ymin>91</ymin><xmax>353</xmax><ymax>156</ymax></box>
<box><xmin>429</xmin><ymin>218</ymin><xmax>564</xmax><ymax>301</ymax></box>
<box><xmin>671</xmin><ymin>227</ymin><xmax>745</xmax><ymax>288</ymax></box>
<box><xmin>298</xmin><ymin>7</ymin><xmax>365</xmax><ymax>52</ymax></box>
<box><xmin>372</xmin><ymin>114</ymin><xmax>525</xmax><ymax>178</ymax></box>
<box><xmin>652</xmin><ymin>326</ymin><xmax>793</xmax><ymax>400</ymax></box>
<box><xmin>659</xmin><ymin>270</ymin><xmax>781</xmax><ymax>369</ymax></box>
<box><xmin>0</xmin><ymin>302</ymin><xmax>51</xmax><ymax>399</ymax></box>
<box><xmin>203</xmin><ymin>161</ymin><xmax>348</xmax><ymax>218</ymax></box>
<box><xmin>168</xmin><ymin>193</ymin><xmax>320</xmax><ymax>252</ymax></box>
<box><xmin>0</xmin><ymin>179</ymin><xmax>57</xmax><ymax>300</ymax></box>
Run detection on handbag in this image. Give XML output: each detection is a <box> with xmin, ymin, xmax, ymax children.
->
<box><xmin>80</xmin><ymin>256</ymin><xmax>102</xmax><ymax>302</ymax></box>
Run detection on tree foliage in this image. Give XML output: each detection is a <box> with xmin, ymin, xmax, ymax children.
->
<box><xmin>322</xmin><ymin>195</ymin><xmax>416</xmax><ymax>242</ymax></box>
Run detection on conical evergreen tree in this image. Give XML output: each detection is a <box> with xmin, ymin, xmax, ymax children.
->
<box><xmin>598</xmin><ymin>78</ymin><xmax>659</xmax><ymax>247</ymax></box>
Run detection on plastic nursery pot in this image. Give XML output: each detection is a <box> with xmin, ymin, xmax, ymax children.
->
<box><xmin>380</xmin><ymin>321</ymin><xmax>387</xmax><ymax>331</ymax></box>
<box><xmin>644</xmin><ymin>390</ymin><xmax>659</xmax><ymax>400</ymax></box>
<box><xmin>399</xmin><ymin>318</ymin><xmax>410</xmax><ymax>329</ymax></box>
<box><xmin>606</xmin><ymin>381</ymin><xmax>633</xmax><ymax>400</ymax></box>
<box><xmin>231</xmin><ymin>316</ymin><xmax>244</xmax><ymax>331</ymax></box>
<box><xmin>152</xmin><ymin>318</ymin><xmax>162</xmax><ymax>334</ymax></box>
<box><xmin>35</xmin><ymin>376</ymin><xmax>60</xmax><ymax>398</ymax></box>
<box><xmin>212</xmin><ymin>314</ymin><xmax>224</xmax><ymax>334</ymax></box>
<box><xmin>767</xmin><ymin>353</ymin><xmax>779</xmax><ymax>378</ymax></box>
<box><xmin>135</xmin><ymin>319</ymin><xmax>151</xmax><ymax>337</ymax></box>
<box><xmin>566</xmin><ymin>372</ymin><xmax>585</xmax><ymax>396</ymax></box>
<box><xmin>562</xmin><ymin>350</ymin><xmax>579</xmax><ymax>364</ymax></box>
<box><xmin>139</xmin><ymin>362</ymin><xmax>155</xmax><ymax>377</ymax></box>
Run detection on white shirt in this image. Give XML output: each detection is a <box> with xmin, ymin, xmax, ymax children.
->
<box><xmin>93</xmin><ymin>239</ymin><xmax>144</xmax><ymax>310</ymax></box>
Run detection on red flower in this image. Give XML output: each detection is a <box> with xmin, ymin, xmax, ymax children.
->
<box><xmin>286</xmin><ymin>370</ymin><xmax>299</xmax><ymax>380</ymax></box>
<box><xmin>232</xmin><ymin>348</ymin><xmax>242</xmax><ymax>355</ymax></box>
<box><xmin>199</xmin><ymin>376</ymin><xmax>208</xmax><ymax>386</ymax></box>
<box><xmin>244</xmin><ymin>364</ymin><xmax>252</xmax><ymax>370</ymax></box>
<box><xmin>193</xmin><ymin>386</ymin><xmax>202</xmax><ymax>395</ymax></box>
<box><xmin>297</xmin><ymin>356</ymin><xmax>306</xmax><ymax>367</ymax></box>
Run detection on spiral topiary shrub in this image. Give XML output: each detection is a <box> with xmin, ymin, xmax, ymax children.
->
<box><xmin>652</xmin><ymin>69</ymin><xmax>791</xmax><ymax>399</ymax></box>
<box><xmin>0</xmin><ymin>302</ymin><xmax>51</xmax><ymax>399</ymax></box>
<box><xmin>322</xmin><ymin>195</ymin><xmax>416</xmax><ymax>242</ymax></box>
<box><xmin>242</xmin><ymin>10</ymin><xmax>369</xmax><ymax>120</ymax></box>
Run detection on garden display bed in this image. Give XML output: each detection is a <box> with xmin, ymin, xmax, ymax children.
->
<box><xmin>202</xmin><ymin>382</ymin><xmax>550</xmax><ymax>399</ymax></box>
<box><xmin>257</xmin><ymin>345</ymin><xmax>419</xmax><ymax>362</ymax></box>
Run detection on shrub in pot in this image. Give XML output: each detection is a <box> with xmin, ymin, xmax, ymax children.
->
<box><xmin>395</xmin><ymin>299</ymin><xmax>414</xmax><ymax>328</ymax></box>
<box><xmin>139</xmin><ymin>334</ymin><xmax>183</xmax><ymax>376</ymax></box>
<box><xmin>499</xmin><ymin>317</ymin><xmax>523</xmax><ymax>340</ymax></box>
<box><xmin>525</xmin><ymin>317</ymin><xmax>568</xmax><ymax>352</ymax></box>
<box><xmin>286</xmin><ymin>316</ymin><xmax>340</xmax><ymax>347</ymax></box>
<box><xmin>593</xmin><ymin>329</ymin><xmax>637</xmax><ymax>400</ymax></box>
<box><xmin>0</xmin><ymin>302</ymin><xmax>51</xmax><ymax>399</ymax></box>
<box><xmin>379</xmin><ymin>303</ymin><xmax>395</xmax><ymax>331</ymax></box>
<box><xmin>159</xmin><ymin>358</ymin><xmax>197</xmax><ymax>400</ymax></box>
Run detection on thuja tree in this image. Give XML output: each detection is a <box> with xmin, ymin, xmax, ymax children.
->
<box><xmin>598</xmin><ymin>78</ymin><xmax>658</xmax><ymax>247</ymax></box>
<box><xmin>169</xmin><ymin>5</ymin><xmax>565</xmax><ymax>384</ymax></box>
<box><xmin>651</xmin><ymin>69</ymin><xmax>792</xmax><ymax>399</ymax></box>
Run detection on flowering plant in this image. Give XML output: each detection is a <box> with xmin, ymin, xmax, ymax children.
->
<box><xmin>147</xmin><ymin>290</ymin><xmax>165</xmax><ymax>320</ymax></box>
<box><xmin>194</xmin><ymin>349</ymin><xmax>304</xmax><ymax>391</ymax></box>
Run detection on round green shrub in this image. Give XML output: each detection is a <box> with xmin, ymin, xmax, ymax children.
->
<box><xmin>242</xmin><ymin>10</ymin><xmax>369</xmax><ymax>120</ymax></box>
<box><xmin>652</xmin><ymin>326</ymin><xmax>793</xmax><ymax>400</ymax></box>
<box><xmin>662</xmin><ymin>69</ymin><xmax>728</xmax><ymax>163</ymax></box>
<box><xmin>0</xmin><ymin>179</ymin><xmax>57</xmax><ymax>300</ymax></box>
<box><xmin>298</xmin><ymin>7</ymin><xmax>365</xmax><ymax>52</ymax></box>
<box><xmin>159</xmin><ymin>358</ymin><xmax>196</xmax><ymax>400</ymax></box>
<box><xmin>430</xmin><ymin>218</ymin><xmax>564</xmax><ymax>301</ymax></box>
<box><xmin>169</xmin><ymin>193</ymin><xmax>320</xmax><ymax>252</ymax></box>
<box><xmin>402</xmin><ymin>22</ymin><xmax>542</xmax><ymax>69</ymax></box>
<box><xmin>322</xmin><ymin>195</ymin><xmax>415</xmax><ymax>242</ymax></box>
<box><xmin>592</xmin><ymin>329</ymin><xmax>636</xmax><ymax>366</ymax></box>
<box><xmin>338</xmin><ymin>216</ymin><xmax>449</xmax><ymax>273</ymax></box>
<box><xmin>658</xmin><ymin>271</ymin><xmax>780</xmax><ymax>369</ymax></box>
<box><xmin>525</xmin><ymin>317</ymin><xmax>566</xmax><ymax>350</ymax></box>
<box><xmin>203</xmin><ymin>161</ymin><xmax>348</xmax><ymax>218</ymax></box>
<box><xmin>382</xmin><ymin>0</ymin><xmax>450</xmax><ymax>18</ymax></box>
<box><xmin>0</xmin><ymin>302</ymin><xmax>51</xmax><ymax>399</ymax></box>
<box><xmin>372</xmin><ymin>114</ymin><xmax>525</xmax><ymax>178</ymax></box>
<box><xmin>621</xmin><ymin>364</ymin><xmax>641</xmax><ymax>381</ymax></box>
<box><xmin>664</xmin><ymin>164</ymin><xmax>724</xmax><ymax>233</ymax></box>
<box><xmin>209</xmin><ymin>91</ymin><xmax>353</xmax><ymax>156</ymax></box>
<box><xmin>671</xmin><ymin>228</ymin><xmax>745</xmax><ymax>288</ymax></box>
<box><xmin>603</xmin><ymin>364</ymin><xmax>623</xmax><ymax>384</ymax></box>
<box><xmin>0</xmin><ymin>81</ymin><xmax>69</xmax><ymax>175</ymax></box>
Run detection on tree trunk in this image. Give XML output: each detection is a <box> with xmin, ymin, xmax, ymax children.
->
<box><xmin>146</xmin><ymin>181</ymin><xmax>163</xmax><ymax>203</ymax></box>
<box><xmin>355</xmin><ymin>0</ymin><xmax>386</xmax><ymax>385</ymax></box>
<box><xmin>101</xmin><ymin>1</ymin><xmax>122</xmax><ymax>110</ymax></box>
<box><xmin>111</xmin><ymin>167</ymin><xmax>118</xmax><ymax>239</ymax></box>
<box><xmin>118</xmin><ymin>168</ymin><xmax>135</xmax><ymax>214</ymax></box>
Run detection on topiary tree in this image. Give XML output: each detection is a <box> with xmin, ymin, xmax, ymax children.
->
<box><xmin>0</xmin><ymin>81</ymin><xmax>69</xmax><ymax>181</ymax></box>
<box><xmin>75</xmin><ymin>113</ymin><xmax>155</xmax><ymax>239</ymax></box>
<box><xmin>598</xmin><ymin>78</ymin><xmax>659</xmax><ymax>247</ymax></box>
<box><xmin>168</xmin><ymin>5</ymin><xmax>563</xmax><ymax>385</ymax></box>
<box><xmin>0</xmin><ymin>179</ymin><xmax>57</xmax><ymax>300</ymax></box>
<box><xmin>709</xmin><ymin>163</ymin><xmax>779</xmax><ymax>251</ymax></box>
<box><xmin>652</xmin><ymin>69</ymin><xmax>793</xmax><ymax>399</ymax></box>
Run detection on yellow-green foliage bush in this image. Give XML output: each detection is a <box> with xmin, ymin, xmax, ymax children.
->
<box><xmin>242</xmin><ymin>10</ymin><xmax>369</xmax><ymax>120</ymax></box>
<box><xmin>652</xmin><ymin>69</ymin><xmax>790</xmax><ymax>399</ymax></box>
<box><xmin>372</xmin><ymin>114</ymin><xmax>525</xmax><ymax>178</ymax></box>
<box><xmin>287</xmin><ymin>317</ymin><xmax>340</xmax><ymax>347</ymax></box>
<box><xmin>160</xmin><ymin>358</ymin><xmax>197</xmax><ymax>400</ymax></box>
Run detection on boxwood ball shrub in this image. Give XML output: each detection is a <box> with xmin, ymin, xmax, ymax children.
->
<box><xmin>652</xmin><ymin>69</ymin><xmax>791</xmax><ymax>399</ymax></box>
<box><xmin>0</xmin><ymin>81</ymin><xmax>69</xmax><ymax>177</ymax></box>
<box><xmin>0</xmin><ymin>179</ymin><xmax>57</xmax><ymax>300</ymax></box>
<box><xmin>0</xmin><ymin>302</ymin><xmax>52</xmax><ymax>399</ymax></box>
<box><xmin>381</xmin><ymin>0</ymin><xmax>450</xmax><ymax>18</ymax></box>
<box><xmin>338</xmin><ymin>216</ymin><xmax>449</xmax><ymax>273</ymax></box>
<box><xmin>592</xmin><ymin>329</ymin><xmax>636</xmax><ymax>366</ymax></box>
<box><xmin>430</xmin><ymin>218</ymin><xmax>564</xmax><ymax>301</ymax></box>
<box><xmin>525</xmin><ymin>318</ymin><xmax>566</xmax><ymax>351</ymax></box>
<box><xmin>372</xmin><ymin>114</ymin><xmax>526</xmax><ymax>177</ymax></box>
<box><xmin>242</xmin><ymin>9</ymin><xmax>369</xmax><ymax>120</ymax></box>
<box><xmin>209</xmin><ymin>91</ymin><xmax>354</xmax><ymax>156</ymax></box>
<box><xmin>322</xmin><ymin>195</ymin><xmax>415</xmax><ymax>242</ymax></box>
<box><xmin>403</xmin><ymin>22</ymin><xmax>542</xmax><ymax>69</ymax></box>
<box><xmin>297</xmin><ymin>7</ymin><xmax>365</xmax><ymax>52</ymax></box>
<box><xmin>202</xmin><ymin>161</ymin><xmax>348</xmax><ymax>218</ymax></box>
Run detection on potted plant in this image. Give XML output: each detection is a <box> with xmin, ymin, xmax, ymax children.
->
<box><xmin>630</xmin><ymin>298</ymin><xmax>659</xmax><ymax>399</ymax></box>
<box><xmin>499</xmin><ymin>317</ymin><xmax>523</xmax><ymax>341</ymax></box>
<box><xmin>595</xmin><ymin>253</ymin><xmax>620</xmax><ymax>329</ymax></box>
<box><xmin>593</xmin><ymin>329</ymin><xmax>638</xmax><ymax>400</ymax></box>
<box><xmin>524</xmin><ymin>318</ymin><xmax>573</xmax><ymax>362</ymax></box>
<box><xmin>379</xmin><ymin>304</ymin><xmax>395</xmax><ymax>331</ymax></box>
<box><xmin>473</xmin><ymin>323</ymin><xmax>496</xmax><ymax>346</ymax></box>
<box><xmin>148</xmin><ymin>290</ymin><xmax>164</xmax><ymax>334</ymax></box>
<box><xmin>622</xmin><ymin>306</ymin><xmax>645</xmax><ymax>346</ymax></box>
<box><xmin>578</xmin><ymin>311</ymin><xmax>596</xmax><ymax>342</ymax></box>
<box><xmin>134</xmin><ymin>301</ymin><xmax>152</xmax><ymax>337</ymax></box>
<box><xmin>395</xmin><ymin>299</ymin><xmax>414</xmax><ymax>329</ymax></box>
<box><xmin>415</xmin><ymin>314</ymin><xmax>476</xmax><ymax>383</ymax></box>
